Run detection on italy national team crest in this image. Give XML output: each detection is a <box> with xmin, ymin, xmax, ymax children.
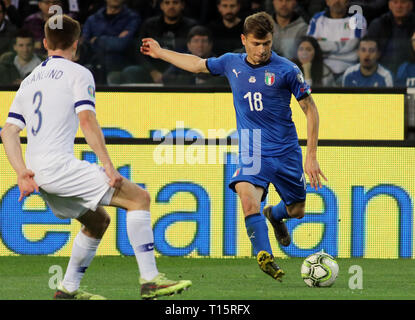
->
<box><xmin>264</xmin><ymin>71</ymin><xmax>275</xmax><ymax>86</ymax></box>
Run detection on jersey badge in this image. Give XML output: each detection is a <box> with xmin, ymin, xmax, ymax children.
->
<box><xmin>249</xmin><ymin>76</ymin><xmax>256</xmax><ymax>83</ymax></box>
<box><xmin>88</xmin><ymin>85</ymin><xmax>95</xmax><ymax>98</ymax></box>
<box><xmin>264</xmin><ymin>71</ymin><xmax>275</xmax><ymax>86</ymax></box>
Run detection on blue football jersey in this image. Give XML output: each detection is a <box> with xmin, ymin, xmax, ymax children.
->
<box><xmin>342</xmin><ymin>64</ymin><xmax>393</xmax><ymax>87</ymax></box>
<box><xmin>396</xmin><ymin>62</ymin><xmax>415</xmax><ymax>87</ymax></box>
<box><xmin>206</xmin><ymin>51</ymin><xmax>311</xmax><ymax>157</ymax></box>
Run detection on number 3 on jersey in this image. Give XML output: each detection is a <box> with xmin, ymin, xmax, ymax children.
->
<box><xmin>32</xmin><ymin>91</ymin><xmax>42</xmax><ymax>136</ymax></box>
<box><xmin>244</xmin><ymin>92</ymin><xmax>263</xmax><ymax>111</ymax></box>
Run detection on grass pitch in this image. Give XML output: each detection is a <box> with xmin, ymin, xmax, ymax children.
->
<box><xmin>0</xmin><ymin>256</ymin><xmax>414</xmax><ymax>300</ymax></box>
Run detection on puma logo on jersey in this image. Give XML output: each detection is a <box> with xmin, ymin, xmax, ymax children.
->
<box><xmin>233</xmin><ymin>69</ymin><xmax>241</xmax><ymax>78</ymax></box>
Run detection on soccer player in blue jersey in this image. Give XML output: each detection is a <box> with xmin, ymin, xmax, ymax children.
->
<box><xmin>141</xmin><ymin>12</ymin><xmax>326</xmax><ymax>282</ymax></box>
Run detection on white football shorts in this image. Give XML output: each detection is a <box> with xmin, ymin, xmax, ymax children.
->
<box><xmin>38</xmin><ymin>157</ymin><xmax>115</xmax><ymax>219</ymax></box>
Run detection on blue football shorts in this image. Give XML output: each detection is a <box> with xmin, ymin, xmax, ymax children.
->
<box><xmin>229</xmin><ymin>147</ymin><xmax>306</xmax><ymax>205</ymax></box>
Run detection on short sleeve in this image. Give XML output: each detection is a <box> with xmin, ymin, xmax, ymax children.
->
<box><xmin>206</xmin><ymin>53</ymin><xmax>231</xmax><ymax>76</ymax></box>
<box><xmin>73</xmin><ymin>67</ymin><xmax>96</xmax><ymax>114</ymax></box>
<box><xmin>6</xmin><ymin>90</ymin><xmax>26</xmax><ymax>130</ymax></box>
<box><xmin>286</xmin><ymin>65</ymin><xmax>311</xmax><ymax>101</ymax></box>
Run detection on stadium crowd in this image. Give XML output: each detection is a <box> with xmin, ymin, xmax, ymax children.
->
<box><xmin>0</xmin><ymin>0</ymin><xmax>414</xmax><ymax>88</ymax></box>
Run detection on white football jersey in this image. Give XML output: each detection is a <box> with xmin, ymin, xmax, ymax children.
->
<box><xmin>6</xmin><ymin>56</ymin><xmax>96</xmax><ymax>184</ymax></box>
<box><xmin>307</xmin><ymin>11</ymin><xmax>367</xmax><ymax>74</ymax></box>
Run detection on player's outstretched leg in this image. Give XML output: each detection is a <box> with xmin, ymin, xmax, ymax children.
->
<box><xmin>54</xmin><ymin>207</ymin><xmax>110</xmax><ymax>300</ymax></box>
<box><xmin>257</xmin><ymin>251</ymin><xmax>285</xmax><ymax>282</ymax></box>
<box><xmin>263</xmin><ymin>203</ymin><xmax>291</xmax><ymax>247</ymax></box>
<box><xmin>110</xmin><ymin>177</ymin><xmax>192</xmax><ymax>299</ymax></box>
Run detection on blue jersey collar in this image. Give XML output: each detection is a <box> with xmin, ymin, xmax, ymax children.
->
<box><xmin>42</xmin><ymin>55</ymin><xmax>65</xmax><ymax>66</ymax></box>
<box><xmin>244</xmin><ymin>53</ymin><xmax>273</xmax><ymax>69</ymax></box>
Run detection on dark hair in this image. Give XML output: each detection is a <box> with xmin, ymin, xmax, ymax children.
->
<box><xmin>216</xmin><ymin>0</ymin><xmax>240</xmax><ymax>4</ymax></box>
<box><xmin>14</xmin><ymin>28</ymin><xmax>35</xmax><ymax>44</ymax></box>
<box><xmin>292</xmin><ymin>36</ymin><xmax>324</xmax><ymax>86</ymax></box>
<box><xmin>243</xmin><ymin>11</ymin><xmax>274</xmax><ymax>38</ymax></box>
<box><xmin>359</xmin><ymin>35</ymin><xmax>380</xmax><ymax>51</ymax></box>
<box><xmin>0</xmin><ymin>1</ymin><xmax>5</xmax><ymax>13</ymax></box>
<box><xmin>187</xmin><ymin>25</ymin><xmax>212</xmax><ymax>43</ymax></box>
<box><xmin>44</xmin><ymin>14</ymin><xmax>81</xmax><ymax>50</ymax></box>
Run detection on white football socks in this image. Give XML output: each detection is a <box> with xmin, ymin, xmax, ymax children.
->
<box><xmin>61</xmin><ymin>230</ymin><xmax>101</xmax><ymax>293</ymax></box>
<box><xmin>127</xmin><ymin>210</ymin><xmax>159</xmax><ymax>281</ymax></box>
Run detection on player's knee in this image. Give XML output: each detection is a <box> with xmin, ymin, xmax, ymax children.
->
<box><xmin>84</xmin><ymin>215</ymin><xmax>110</xmax><ymax>238</ymax></box>
<box><xmin>138</xmin><ymin>189</ymin><xmax>151</xmax><ymax>208</ymax></box>
<box><xmin>130</xmin><ymin>187</ymin><xmax>151</xmax><ymax>210</ymax></box>
<box><xmin>240</xmin><ymin>197</ymin><xmax>261</xmax><ymax>215</ymax></box>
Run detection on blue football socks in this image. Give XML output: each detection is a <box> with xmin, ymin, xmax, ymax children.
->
<box><xmin>245</xmin><ymin>213</ymin><xmax>273</xmax><ymax>255</ymax></box>
<box><xmin>271</xmin><ymin>201</ymin><xmax>291</xmax><ymax>222</ymax></box>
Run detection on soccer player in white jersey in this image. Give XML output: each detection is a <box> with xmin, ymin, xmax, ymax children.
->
<box><xmin>0</xmin><ymin>14</ymin><xmax>191</xmax><ymax>300</ymax></box>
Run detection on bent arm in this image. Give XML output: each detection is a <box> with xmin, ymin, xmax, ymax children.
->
<box><xmin>78</xmin><ymin>110</ymin><xmax>113</xmax><ymax>167</ymax></box>
<box><xmin>1</xmin><ymin>123</ymin><xmax>39</xmax><ymax>200</ymax></box>
<box><xmin>1</xmin><ymin>123</ymin><xmax>26</xmax><ymax>175</ymax></box>
<box><xmin>299</xmin><ymin>95</ymin><xmax>320</xmax><ymax>158</ymax></box>
<box><xmin>298</xmin><ymin>95</ymin><xmax>327</xmax><ymax>189</ymax></box>
<box><xmin>298</xmin><ymin>95</ymin><xmax>319</xmax><ymax>158</ymax></box>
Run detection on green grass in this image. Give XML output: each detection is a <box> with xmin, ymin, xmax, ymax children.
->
<box><xmin>0</xmin><ymin>256</ymin><xmax>414</xmax><ymax>300</ymax></box>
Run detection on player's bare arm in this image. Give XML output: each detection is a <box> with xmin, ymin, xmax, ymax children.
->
<box><xmin>298</xmin><ymin>95</ymin><xmax>327</xmax><ymax>190</ymax></box>
<box><xmin>78</xmin><ymin>110</ymin><xmax>122</xmax><ymax>188</ymax></box>
<box><xmin>0</xmin><ymin>123</ymin><xmax>39</xmax><ymax>201</ymax></box>
<box><xmin>140</xmin><ymin>38</ymin><xmax>209</xmax><ymax>74</ymax></box>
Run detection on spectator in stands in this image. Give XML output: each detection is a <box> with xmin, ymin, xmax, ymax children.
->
<box><xmin>349</xmin><ymin>0</ymin><xmax>388</xmax><ymax>25</ymax></box>
<box><xmin>342</xmin><ymin>36</ymin><xmax>393</xmax><ymax>87</ymax></box>
<box><xmin>125</xmin><ymin>0</ymin><xmax>161</xmax><ymax>25</ymax></box>
<box><xmin>367</xmin><ymin>0</ymin><xmax>415</xmax><ymax>74</ymax></box>
<box><xmin>0</xmin><ymin>1</ymin><xmax>18</xmax><ymax>55</ymax></box>
<box><xmin>207</xmin><ymin>0</ymin><xmax>244</xmax><ymax>56</ymax></box>
<box><xmin>162</xmin><ymin>25</ymin><xmax>228</xmax><ymax>86</ymax></box>
<box><xmin>69</xmin><ymin>0</ymin><xmax>105</xmax><ymax>24</ymax></box>
<box><xmin>81</xmin><ymin>0</ymin><xmax>141</xmax><ymax>84</ymax></box>
<box><xmin>121</xmin><ymin>0</ymin><xmax>196</xmax><ymax>84</ymax></box>
<box><xmin>2</xmin><ymin>0</ymin><xmax>42</xmax><ymax>28</ymax></box>
<box><xmin>271</xmin><ymin>0</ymin><xmax>308</xmax><ymax>60</ymax></box>
<box><xmin>182</xmin><ymin>0</ymin><xmax>217</xmax><ymax>25</ymax></box>
<box><xmin>22</xmin><ymin>0</ymin><xmax>63</xmax><ymax>57</ymax></box>
<box><xmin>0</xmin><ymin>29</ymin><xmax>41</xmax><ymax>85</ymax></box>
<box><xmin>239</xmin><ymin>0</ymin><xmax>266</xmax><ymax>17</ymax></box>
<box><xmin>277</xmin><ymin>0</ymin><xmax>326</xmax><ymax>23</ymax></box>
<box><xmin>307</xmin><ymin>0</ymin><xmax>367</xmax><ymax>82</ymax></box>
<box><xmin>396</xmin><ymin>31</ymin><xmax>415</xmax><ymax>87</ymax></box>
<box><xmin>292</xmin><ymin>36</ymin><xmax>335</xmax><ymax>87</ymax></box>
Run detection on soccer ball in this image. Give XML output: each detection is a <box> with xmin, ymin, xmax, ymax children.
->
<box><xmin>301</xmin><ymin>251</ymin><xmax>339</xmax><ymax>287</ymax></box>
